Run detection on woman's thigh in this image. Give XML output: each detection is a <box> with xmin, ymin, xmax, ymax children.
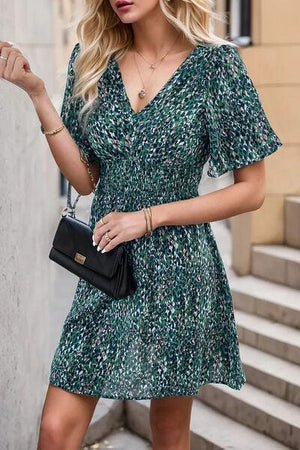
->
<box><xmin>37</xmin><ymin>383</ymin><xmax>100</xmax><ymax>449</ymax></box>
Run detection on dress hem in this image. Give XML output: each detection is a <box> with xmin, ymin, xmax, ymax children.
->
<box><xmin>48</xmin><ymin>376</ymin><xmax>246</xmax><ymax>400</ymax></box>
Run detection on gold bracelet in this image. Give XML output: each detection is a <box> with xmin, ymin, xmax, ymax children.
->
<box><xmin>41</xmin><ymin>124</ymin><xmax>65</xmax><ymax>135</ymax></box>
<box><xmin>148</xmin><ymin>206</ymin><xmax>153</xmax><ymax>232</ymax></box>
<box><xmin>142</xmin><ymin>207</ymin><xmax>153</xmax><ymax>237</ymax></box>
<box><xmin>142</xmin><ymin>208</ymin><xmax>150</xmax><ymax>236</ymax></box>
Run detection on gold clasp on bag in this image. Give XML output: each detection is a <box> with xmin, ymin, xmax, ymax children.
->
<box><xmin>74</xmin><ymin>252</ymin><xmax>86</xmax><ymax>264</ymax></box>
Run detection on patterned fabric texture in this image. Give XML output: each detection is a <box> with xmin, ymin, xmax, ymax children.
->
<box><xmin>49</xmin><ymin>41</ymin><xmax>283</xmax><ymax>399</ymax></box>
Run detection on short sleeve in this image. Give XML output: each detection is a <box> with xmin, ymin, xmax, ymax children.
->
<box><xmin>206</xmin><ymin>44</ymin><xmax>283</xmax><ymax>178</ymax></box>
<box><xmin>60</xmin><ymin>42</ymin><xmax>98</xmax><ymax>164</ymax></box>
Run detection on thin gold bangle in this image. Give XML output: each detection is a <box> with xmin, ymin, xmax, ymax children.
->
<box><xmin>142</xmin><ymin>208</ymin><xmax>151</xmax><ymax>236</ymax></box>
<box><xmin>147</xmin><ymin>206</ymin><xmax>153</xmax><ymax>232</ymax></box>
<box><xmin>41</xmin><ymin>124</ymin><xmax>65</xmax><ymax>135</ymax></box>
<box><xmin>143</xmin><ymin>207</ymin><xmax>153</xmax><ymax>237</ymax></box>
<box><xmin>142</xmin><ymin>208</ymin><xmax>150</xmax><ymax>236</ymax></box>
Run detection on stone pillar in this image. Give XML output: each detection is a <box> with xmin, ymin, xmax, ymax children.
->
<box><xmin>0</xmin><ymin>1</ymin><xmax>60</xmax><ymax>448</ymax></box>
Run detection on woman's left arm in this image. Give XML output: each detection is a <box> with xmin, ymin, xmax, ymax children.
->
<box><xmin>151</xmin><ymin>159</ymin><xmax>265</xmax><ymax>228</ymax></box>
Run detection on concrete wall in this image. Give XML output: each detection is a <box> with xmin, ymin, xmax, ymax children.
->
<box><xmin>53</xmin><ymin>0</ymin><xmax>84</xmax><ymax>94</ymax></box>
<box><xmin>0</xmin><ymin>1</ymin><xmax>60</xmax><ymax>448</ymax></box>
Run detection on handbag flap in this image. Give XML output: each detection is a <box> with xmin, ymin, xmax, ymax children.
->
<box><xmin>52</xmin><ymin>215</ymin><xmax>123</xmax><ymax>278</ymax></box>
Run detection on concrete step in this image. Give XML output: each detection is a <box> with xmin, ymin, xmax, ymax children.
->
<box><xmin>251</xmin><ymin>244</ymin><xmax>300</xmax><ymax>289</ymax></box>
<box><xmin>235</xmin><ymin>309</ymin><xmax>300</xmax><ymax>365</ymax></box>
<box><xmin>83</xmin><ymin>399</ymin><xmax>124</xmax><ymax>447</ymax></box>
<box><xmin>125</xmin><ymin>398</ymin><xmax>291</xmax><ymax>450</ymax></box>
<box><xmin>83</xmin><ymin>426</ymin><xmax>151</xmax><ymax>449</ymax></box>
<box><xmin>198</xmin><ymin>382</ymin><xmax>300</xmax><ymax>449</ymax></box>
<box><xmin>240</xmin><ymin>343</ymin><xmax>300</xmax><ymax>406</ymax></box>
<box><xmin>285</xmin><ymin>196</ymin><xmax>300</xmax><ymax>248</ymax></box>
<box><xmin>230</xmin><ymin>272</ymin><xmax>300</xmax><ymax>329</ymax></box>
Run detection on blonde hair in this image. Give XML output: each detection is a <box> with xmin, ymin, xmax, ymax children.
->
<box><xmin>72</xmin><ymin>0</ymin><xmax>236</xmax><ymax>123</ymax></box>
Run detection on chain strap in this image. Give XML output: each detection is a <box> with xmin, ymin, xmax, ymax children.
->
<box><xmin>62</xmin><ymin>150</ymin><xmax>98</xmax><ymax>218</ymax></box>
<box><xmin>78</xmin><ymin>148</ymin><xmax>98</xmax><ymax>192</ymax></box>
<box><xmin>64</xmin><ymin>182</ymin><xmax>81</xmax><ymax>218</ymax></box>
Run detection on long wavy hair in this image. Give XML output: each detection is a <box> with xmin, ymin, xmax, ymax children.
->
<box><xmin>71</xmin><ymin>0</ymin><xmax>236</xmax><ymax>124</ymax></box>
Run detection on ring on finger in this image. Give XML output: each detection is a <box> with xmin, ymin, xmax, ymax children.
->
<box><xmin>100</xmin><ymin>217</ymin><xmax>105</xmax><ymax>225</ymax></box>
<box><xmin>0</xmin><ymin>55</ymin><xmax>8</xmax><ymax>61</ymax></box>
<box><xmin>104</xmin><ymin>231</ymin><xmax>111</xmax><ymax>242</ymax></box>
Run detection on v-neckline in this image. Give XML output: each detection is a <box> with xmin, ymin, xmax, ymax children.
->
<box><xmin>110</xmin><ymin>44</ymin><xmax>201</xmax><ymax>117</ymax></box>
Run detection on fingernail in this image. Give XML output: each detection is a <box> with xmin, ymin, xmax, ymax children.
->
<box><xmin>92</xmin><ymin>240</ymin><xmax>97</xmax><ymax>246</ymax></box>
<box><xmin>97</xmin><ymin>245</ymin><xmax>101</xmax><ymax>252</ymax></box>
<box><xmin>101</xmin><ymin>248</ymin><xmax>106</xmax><ymax>253</ymax></box>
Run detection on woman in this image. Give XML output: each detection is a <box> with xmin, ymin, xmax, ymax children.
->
<box><xmin>0</xmin><ymin>0</ymin><xmax>283</xmax><ymax>448</ymax></box>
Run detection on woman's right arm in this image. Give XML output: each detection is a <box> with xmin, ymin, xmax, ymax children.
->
<box><xmin>0</xmin><ymin>40</ymin><xmax>99</xmax><ymax>195</ymax></box>
<box><xmin>30</xmin><ymin>89</ymin><xmax>99</xmax><ymax>195</ymax></box>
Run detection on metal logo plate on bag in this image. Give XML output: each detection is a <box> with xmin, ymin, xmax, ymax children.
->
<box><xmin>74</xmin><ymin>252</ymin><xmax>86</xmax><ymax>264</ymax></box>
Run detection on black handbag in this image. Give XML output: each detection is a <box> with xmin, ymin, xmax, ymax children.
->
<box><xmin>49</xmin><ymin>182</ymin><xmax>137</xmax><ymax>299</ymax></box>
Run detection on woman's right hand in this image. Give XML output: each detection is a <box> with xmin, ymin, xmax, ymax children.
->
<box><xmin>0</xmin><ymin>40</ymin><xmax>46</xmax><ymax>99</ymax></box>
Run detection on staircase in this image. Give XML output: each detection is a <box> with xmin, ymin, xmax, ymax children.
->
<box><xmin>125</xmin><ymin>196</ymin><xmax>300</xmax><ymax>449</ymax></box>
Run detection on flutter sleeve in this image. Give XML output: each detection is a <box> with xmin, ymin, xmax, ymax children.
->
<box><xmin>206</xmin><ymin>44</ymin><xmax>283</xmax><ymax>178</ymax></box>
<box><xmin>60</xmin><ymin>42</ymin><xmax>98</xmax><ymax>164</ymax></box>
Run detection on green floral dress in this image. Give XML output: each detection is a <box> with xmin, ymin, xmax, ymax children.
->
<box><xmin>49</xmin><ymin>41</ymin><xmax>283</xmax><ymax>399</ymax></box>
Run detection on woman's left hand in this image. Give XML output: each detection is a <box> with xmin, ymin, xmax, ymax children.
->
<box><xmin>92</xmin><ymin>210</ymin><xmax>149</xmax><ymax>253</ymax></box>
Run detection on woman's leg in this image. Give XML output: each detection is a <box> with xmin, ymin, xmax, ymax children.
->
<box><xmin>37</xmin><ymin>383</ymin><xmax>100</xmax><ymax>450</ymax></box>
<box><xmin>150</xmin><ymin>395</ymin><xmax>194</xmax><ymax>450</ymax></box>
